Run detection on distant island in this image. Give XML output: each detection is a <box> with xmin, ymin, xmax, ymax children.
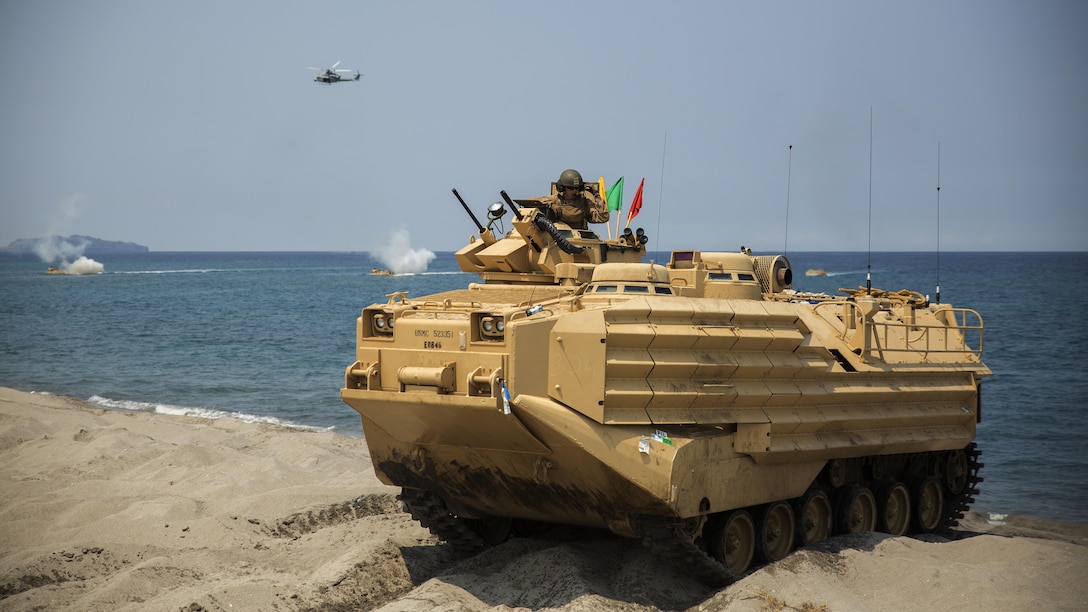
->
<box><xmin>1</xmin><ymin>235</ymin><xmax>149</xmax><ymax>256</ymax></box>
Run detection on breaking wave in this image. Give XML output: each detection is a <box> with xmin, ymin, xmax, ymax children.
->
<box><xmin>86</xmin><ymin>395</ymin><xmax>334</xmax><ymax>432</ymax></box>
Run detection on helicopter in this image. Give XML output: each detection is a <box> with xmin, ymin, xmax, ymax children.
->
<box><xmin>307</xmin><ymin>61</ymin><xmax>361</xmax><ymax>84</ymax></box>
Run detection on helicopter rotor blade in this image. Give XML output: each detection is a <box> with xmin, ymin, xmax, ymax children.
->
<box><xmin>329</xmin><ymin>61</ymin><xmax>341</xmax><ymax>70</ymax></box>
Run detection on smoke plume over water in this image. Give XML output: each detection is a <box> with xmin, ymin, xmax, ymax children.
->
<box><xmin>370</xmin><ymin>229</ymin><xmax>436</xmax><ymax>274</ymax></box>
<box><xmin>65</xmin><ymin>256</ymin><xmax>106</xmax><ymax>275</ymax></box>
<box><xmin>30</xmin><ymin>195</ymin><xmax>105</xmax><ymax>274</ymax></box>
<box><xmin>33</xmin><ymin>236</ymin><xmax>105</xmax><ymax>275</ymax></box>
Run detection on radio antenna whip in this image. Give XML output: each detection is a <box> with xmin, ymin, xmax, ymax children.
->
<box><xmin>784</xmin><ymin>144</ymin><xmax>793</xmax><ymax>256</ymax></box>
<box><xmin>936</xmin><ymin>141</ymin><xmax>942</xmax><ymax>304</ymax></box>
<box><xmin>866</xmin><ymin>108</ymin><xmax>873</xmax><ymax>296</ymax></box>
<box><xmin>654</xmin><ymin>130</ymin><xmax>668</xmax><ymax>258</ymax></box>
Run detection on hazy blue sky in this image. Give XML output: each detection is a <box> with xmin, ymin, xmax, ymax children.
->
<box><xmin>1</xmin><ymin>1</ymin><xmax>1084</xmax><ymax>253</ymax></box>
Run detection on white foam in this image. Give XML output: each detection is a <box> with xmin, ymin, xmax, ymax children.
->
<box><xmin>63</xmin><ymin>256</ymin><xmax>105</xmax><ymax>275</ymax></box>
<box><xmin>114</xmin><ymin>269</ymin><xmax>224</xmax><ymax>275</ymax></box>
<box><xmin>86</xmin><ymin>395</ymin><xmax>333</xmax><ymax>432</ymax></box>
<box><xmin>370</xmin><ymin>228</ymin><xmax>436</xmax><ymax>274</ymax></box>
<box><xmin>823</xmin><ymin>269</ymin><xmax>868</xmax><ymax>278</ymax></box>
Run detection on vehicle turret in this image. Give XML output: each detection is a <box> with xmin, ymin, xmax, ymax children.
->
<box><xmin>454</xmin><ymin>190</ymin><xmax>646</xmax><ymax>285</ymax></box>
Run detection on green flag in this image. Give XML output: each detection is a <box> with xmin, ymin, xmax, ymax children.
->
<box><xmin>606</xmin><ymin>177</ymin><xmax>625</xmax><ymax>212</ymax></box>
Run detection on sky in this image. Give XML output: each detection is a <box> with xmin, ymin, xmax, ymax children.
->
<box><xmin>1</xmin><ymin>1</ymin><xmax>1084</xmax><ymax>253</ymax></box>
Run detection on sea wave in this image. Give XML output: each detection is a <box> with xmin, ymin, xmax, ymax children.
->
<box><xmin>821</xmin><ymin>269</ymin><xmax>868</xmax><ymax>278</ymax></box>
<box><xmin>86</xmin><ymin>395</ymin><xmax>334</xmax><ymax>432</ymax></box>
<box><xmin>376</xmin><ymin>271</ymin><xmax>466</xmax><ymax>277</ymax></box>
<box><xmin>113</xmin><ymin>266</ymin><xmax>369</xmax><ymax>276</ymax></box>
<box><xmin>112</xmin><ymin>269</ymin><xmax>232</xmax><ymax>275</ymax></box>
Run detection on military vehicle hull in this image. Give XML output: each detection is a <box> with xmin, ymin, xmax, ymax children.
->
<box><xmin>343</xmin><ymin>295</ymin><xmax>981</xmax><ymax>518</ymax></box>
<box><xmin>341</xmin><ymin>197</ymin><xmax>989</xmax><ymax>583</ymax></box>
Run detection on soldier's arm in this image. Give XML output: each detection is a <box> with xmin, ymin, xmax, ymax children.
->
<box><xmin>524</xmin><ymin>195</ymin><xmax>561</xmax><ymax>221</ymax></box>
<box><xmin>586</xmin><ymin>193</ymin><xmax>610</xmax><ymax>224</ymax></box>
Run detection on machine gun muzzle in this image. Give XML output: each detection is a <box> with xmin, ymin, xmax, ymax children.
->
<box><xmin>452</xmin><ymin>188</ymin><xmax>497</xmax><ymax>244</ymax></box>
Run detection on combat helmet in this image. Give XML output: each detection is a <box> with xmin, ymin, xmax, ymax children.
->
<box><xmin>557</xmin><ymin>169</ymin><xmax>583</xmax><ymax>191</ymax></box>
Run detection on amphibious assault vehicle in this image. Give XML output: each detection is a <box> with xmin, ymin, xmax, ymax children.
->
<box><xmin>341</xmin><ymin>188</ymin><xmax>990</xmax><ymax>584</ymax></box>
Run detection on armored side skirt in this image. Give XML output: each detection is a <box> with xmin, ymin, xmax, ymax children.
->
<box><xmin>341</xmin><ymin>387</ymin><xmax>976</xmax><ymax>531</ymax></box>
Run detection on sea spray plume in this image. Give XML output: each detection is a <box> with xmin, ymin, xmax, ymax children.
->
<box><xmin>31</xmin><ymin>236</ymin><xmax>105</xmax><ymax>275</ymax></box>
<box><xmin>57</xmin><ymin>193</ymin><xmax>89</xmax><ymax>227</ymax></box>
<box><xmin>34</xmin><ymin>193</ymin><xmax>104</xmax><ymax>273</ymax></box>
<box><xmin>32</xmin><ymin>235</ymin><xmax>87</xmax><ymax>263</ymax></box>
<box><xmin>39</xmin><ymin>193</ymin><xmax>90</xmax><ymax>258</ymax></box>
<box><xmin>370</xmin><ymin>228</ymin><xmax>435</xmax><ymax>274</ymax></box>
<box><xmin>65</xmin><ymin>256</ymin><xmax>105</xmax><ymax>275</ymax></box>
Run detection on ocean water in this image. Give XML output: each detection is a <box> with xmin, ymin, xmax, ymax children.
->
<box><xmin>1</xmin><ymin>250</ymin><xmax>1086</xmax><ymax>526</ymax></box>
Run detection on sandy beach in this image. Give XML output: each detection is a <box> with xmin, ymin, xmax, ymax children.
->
<box><xmin>1</xmin><ymin>387</ymin><xmax>1085</xmax><ymax>611</ymax></box>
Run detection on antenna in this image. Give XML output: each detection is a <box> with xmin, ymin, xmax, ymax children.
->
<box><xmin>936</xmin><ymin>141</ymin><xmax>941</xmax><ymax>304</ymax></box>
<box><xmin>654</xmin><ymin>130</ymin><xmax>668</xmax><ymax>258</ymax></box>
<box><xmin>784</xmin><ymin>144</ymin><xmax>793</xmax><ymax>255</ymax></box>
<box><xmin>867</xmin><ymin>108</ymin><xmax>873</xmax><ymax>295</ymax></box>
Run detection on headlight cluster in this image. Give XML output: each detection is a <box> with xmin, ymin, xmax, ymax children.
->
<box><xmin>371</xmin><ymin>311</ymin><xmax>395</xmax><ymax>336</ymax></box>
<box><xmin>479</xmin><ymin>315</ymin><xmax>505</xmax><ymax>340</ymax></box>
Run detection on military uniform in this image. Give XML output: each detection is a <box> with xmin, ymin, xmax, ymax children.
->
<box><xmin>532</xmin><ymin>190</ymin><xmax>610</xmax><ymax>230</ymax></box>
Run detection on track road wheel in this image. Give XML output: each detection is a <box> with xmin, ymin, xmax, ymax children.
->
<box><xmin>836</xmin><ymin>486</ymin><xmax>877</xmax><ymax>534</ymax></box>
<box><xmin>465</xmin><ymin>517</ymin><xmax>513</xmax><ymax>546</ymax></box>
<box><xmin>794</xmin><ymin>489</ymin><xmax>833</xmax><ymax>547</ymax></box>
<box><xmin>756</xmin><ymin>501</ymin><xmax>796</xmax><ymax>563</ymax></box>
<box><xmin>912</xmin><ymin>475</ymin><xmax>945</xmax><ymax>533</ymax></box>
<box><xmin>945</xmin><ymin>450</ymin><xmax>969</xmax><ymax>495</ymax></box>
<box><xmin>876</xmin><ymin>482</ymin><xmax>911</xmax><ymax>536</ymax></box>
<box><xmin>709</xmin><ymin>510</ymin><xmax>756</xmax><ymax>576</ymax></box>
<box><xmin>399</xmin><ymin>488</ymin><xmax>488</xmax><ymax>553</ymax></box>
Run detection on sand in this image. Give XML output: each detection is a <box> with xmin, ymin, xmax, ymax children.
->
<box><xmin>1</xmin><ymin>387</ymin><xmax>1085</xmax><ymax>611</ymax></box>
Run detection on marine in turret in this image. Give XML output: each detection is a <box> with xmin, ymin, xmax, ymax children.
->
<box><xmin>527</xmin><ymin>169</ymin><xmax>610</xmax><ymax>229</ymax></box>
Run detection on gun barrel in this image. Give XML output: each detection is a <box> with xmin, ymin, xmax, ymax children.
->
<box><xmin>452</xmin><ymin>188</ymin><xmax>485</xmax><ymax>232</ymax></box>
<box><xmin>499</xmin><ymin>190</ymin><xmax>523</xmax><ymax>220</ymax></box>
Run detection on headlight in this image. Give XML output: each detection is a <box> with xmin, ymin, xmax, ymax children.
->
<box><xmin>370</xmin><ymin>311</ymin><xmax>394</xmax><ymax>336</ymax></box>
<box><xmin>479</xmin><ymin>315</ymin><xmax>505</xmax><ymax>340</ymax></box>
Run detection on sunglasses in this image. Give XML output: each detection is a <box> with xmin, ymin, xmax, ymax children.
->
<box><xmin>557</xmin><ymin>185</ymin><xmax>581</xmax><ymax>194</ymax></box>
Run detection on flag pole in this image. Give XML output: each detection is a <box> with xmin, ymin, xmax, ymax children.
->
<box><xmin>624</xmin><ymin>178</ymin><xmax>645</xmax><ymax>229</ymax></box>
<box><xmin>605</xmin><ymin>177</ymin><xmax>624</xmax><ymax>240</ymax></box>
<box><xmin>598</xmin><ymin>177</ymin><xmax>611</xmax><ymax>239</ymax></box>
<box><xmin>615</xmin><ymin>200</ymin><xmax>621</xmax><ymax>238</ymax></box>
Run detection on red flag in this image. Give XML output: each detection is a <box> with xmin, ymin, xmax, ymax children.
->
<box><xmin>625</xmin><ymin>178</ymin><xmax>644</xmax><ymax>226</ymax></box>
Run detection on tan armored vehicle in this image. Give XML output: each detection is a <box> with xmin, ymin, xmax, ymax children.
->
<box><xmin>341</xmin><ymin>188</ymin><xmax>990</xmax><ymax>584</ymax></box>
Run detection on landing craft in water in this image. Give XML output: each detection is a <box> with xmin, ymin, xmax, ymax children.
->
<box><xmin>340</xmin><ymin>181</ymin><xmax>990</xmax><ymax>585</ymax></box>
